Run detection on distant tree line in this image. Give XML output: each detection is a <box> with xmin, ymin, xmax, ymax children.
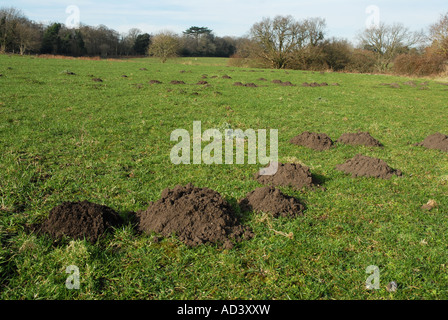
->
<box><xmin>231</xmin><ymin>14</ymin><xmax>448</xmax><ymax>76</ymax></box>
<box><xmin>1</xmin><ymin>6</ymin><xmax>447</xmax><ymax>76</ymax></box>
<box><xmin>0</xmin><ymin>7</ymin><xmax>236</xmax><ymax>58</ymax></box>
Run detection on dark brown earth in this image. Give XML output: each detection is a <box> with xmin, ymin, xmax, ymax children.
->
<box><xmin>136</xmin><ymin>184</ymin><xmax>253</xmax><ymax>248</ymax></box>
<box><xmin>149</xmin><ymin>80</ymin><xmax>162</xmax><ymax>84</ymax></box>
<box><xmin>271</xmin><ymin>80</ymin><xmax>283</xmax><ymax>84</ymax></box>
<box><xmin>30</xmin><ymin>201</ymin><xmax>123</xmax><ymax>243</ymax></box>
<box><xmin>170</xmin><ymin>80</ymin><xmax>185</xmax><ymax>85</ymax></box>
<box><xmin>380</xmin><ymin>83</ymin><xmax>400</xmax><ymax>89</ymax></box>
<box><xmin>239</xmin><ymin>186</ymin><xmax>305</xmax><ymax>218</ymax></box>
<box><xmin>335</xmin><ymin>154</ymin><xmax>402</xmax><ymax>179</ymax></box>
<box><xmin>336</xmin><ymin>132</ymin><xmax>383</xmax><ymax>147</ymax></box>
<box><xmin>196</xmin><ymin>80</ymin><xmax>208</xmax><ymax>85</ymax></box>
<box><xmin>290</xmin><ymin>131</ymin><xmax>334</xmax><ymax>151</ymax></box>
<box><xmin>244</xmin><ymin>83</ymin><xmax>258</xmax><ymax>87</ymax></box>
<box><xmin>254</xmin><ymin>162</ymin><xmax>316</xmax><ymax>190</ymax></box>
<box><xmin>414</xmin><ymin>132</ymin><xmax>448</xmax><ymax>152</ymax></box>
<box><xmin>280</xmin><ymin>81</ymin><xmax>295</xmax><ymax>86</ymax></box>
<box><xmin>92</xmin><ymin>78</ymin><xmax>103</xmax><ymax>82</ymax></box>
<box><xmin>233</xmin><ymin>82</ymin><xmax>244</xmax><ymax>86</ymax></box>
<box><xmin>222</xmin><ymin>75</ymin><xmax>232</xmax><ymax>79</ymax></box>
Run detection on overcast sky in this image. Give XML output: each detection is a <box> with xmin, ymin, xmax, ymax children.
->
<box><xmin>4</xmin><ymin>0</ymin><xmax>447</xmax><ymax>42</ymax></box>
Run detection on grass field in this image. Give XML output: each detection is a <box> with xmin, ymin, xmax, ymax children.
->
<box><xmin>0</xmin><ymin>54</ymin><xmax>447</xmax><ymax>300</ymax></box>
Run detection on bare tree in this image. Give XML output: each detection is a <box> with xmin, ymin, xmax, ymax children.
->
<box><xmin>0</xmin><ymin>7</ymin><xmax>24</xmax><ymax>53</ymax></box>
<box><xmin>357</xmin><ymin>22</ymin><xmax>425</xmax><ymax>71</ymax></box>
<box><xmin>16</xmin><ymin>19</ymin><xmax>41</xmax><ymax>54</ymax></box>
<box><xmin>147</xmin><ymin>31</ymin><xmax>180</xmax><ymax>63</ymax></box>
<box><xmin>429</xmin><ymin>12</ymin><xmax>448</xmax><ymax>59</ymax></box>
<box><xmin>302</xmin><ymin>17</ymin><xmax>326</xmax><ymax>47</ymax></box>
<box><xmin>248</xmin><ymin>15</ymin><xmax>326</xmax><ymax>69</ymax></box>
<box><xmin>249</xmin><ymin>15</ymin><xmax>304</xmax><ymax>68</ymax></box>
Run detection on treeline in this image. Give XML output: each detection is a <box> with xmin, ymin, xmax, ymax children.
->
<box><xmin>1</xmin><ymin>6</ymin><xmax>447</xmax><ymax>76</ymax></box>
<box><xmin>230</xmin><ymin>14</ymin><xmax>448</xmax><ymax>76</ymax></box>
<box><xmin>0</xmin><ymin>7</ymin><xmax>237</xmax><ymax>58</ymax></box>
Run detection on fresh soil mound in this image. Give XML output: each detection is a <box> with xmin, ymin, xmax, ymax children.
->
<box><xmin>281</xmin><ymin>81</ymin><xmax>295</xmax><ymax>86</ymax></box>
<box><xmin>414</xmin><ymin>132</ymin><xmax>448</xmax><ymax>152</ymax></box>
<box><xmin>92</xmin><ymin>78</ymin><xmax>103</xmax><ymax>82</ymax></box>
<box><xmin>337</xmin><ymin>132</ymin><xmax>383</xmax><ymax>147</ymax></box>
<box><xmin>271</xmin><ymin>79</ymin><xmax>283</xmax><ymax>84</ymax></box>
<box><xmin>233</xmin><ymin>82</ymin><xmax>244</xmax><ymax>86</ymax></box>
<box><xmin>290</xmin><ymin>131</ymin><xmax>334</xmax><ymax>151</ymax></box>
<box><xmin>137</xmin><ymin>184</ymin><xmax>253</xmax><ymax>248</ymax></box>
<box><xmin>170</xmin><ymin>80</ymin><xmax>185</xmax><ymax>85</ymax></box>
<box><xmin>222</xmin><ymin>75</ymin><xmax>232</xmax><ymax>79</ymax></box>
<box><xmin>149</xmin><ymin>80</ymin><xmax>162</xmax><ymax>84</ymax></box>
<box><xmin>335</xmin><ymin>154</ymin><xmax>402</xmax><ymax>179</ymax></box>
<box><xmin>196</xmin><ymin>80</ymin><xmax>208</xmax><ymax>85</ymax></box>
<box><xmin>239</xmin><ymin>186</ymin><xmax>305</xmax><ymax>218</ymax></box>
<box><xmin>31</xmin><ymin>201</ymin><xmax>123</xmax><ymax>243</ymax></box>
<box><xmin>254</xmin><ymin>162</ymin><xmax>316</xmax><ymax>190</ymax></box>
<box><xmin>257</xmin><ymin>78</ymin><xmax>268</xmax><ymax>81</ymax></box>
<box><xmin>244</xmin><ymin>83</ymin><xmax>258</xmax><ymax>87</ymax></box>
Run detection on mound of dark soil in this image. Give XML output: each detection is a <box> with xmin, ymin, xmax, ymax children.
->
<box><xmin>271</xmin><ymin>79</ymin><xmax>283</xmax><ymax>84</ymax></box>
<box><xmin>337</xmin><ymin>132</ymin><xmax>383</xmax><ymax>147</ymax></box>
<box><xmin>257</xmin><ymin>78</ymin><xmax>268</xmax><ymax>81</ymax></box>
<box><xmin>403</xmin><ymin>81</ymin><xmax>417</xmax><ymax>87</ymax></box>
<box><xmin>140</xmin><ymin>68</ymin><xmax>148</xmax><ymax>71</ymax></box>
<box><xmin>137</xmin><ymin>184</ymin><xmax>253</xmax><ymax>248</ymax></box>
<box><xmin>196</xmin><ymin>80</ymin><xmax>208</xmax><ymax>85</ymax></box>
<box><xmin>244</xmin><ymin>83</ymin><xmax>258</xmax><ymax>87</ymax></box>
<box><xmin>414</xmin><ymin>132</ymin><xmax>448</xmax><ymax>152</ymax></box>
<box><xmin>335</xmin><ymin>154</ymin><xmax>402</xmax><ymax>179</ymax></box>
<box><xmin>281</xmin><ymin>81</ymin><xmax>295</xmax><ymax>86</ymax></box>
<box><xmin>239</xmin><ymin>186</ymin><xmax>305</xmax><ymax>218</ymax></box>
<box><xmin>222</xmin><ymin>75</ymin><xmax>232</xmax><ymax>79</ymax></box>
<box><xmin>233</xmin><ymin>82</ymin><xmax>244</xmax><ymax>86</ymax></box>
<box><xmin>380</xmin><ymin>83</ymin><xmax>400</xmax><ymax>89</ymax></box>
<box><xmin>254</xmin><ymin>162</ymin><xmax>316</xmax><ymax>190</ymax></box>
<box><xmin>92</xmin><ymin>78</ymin><xmax>103</xmax><ymax>82</ymax></box>
<box><xmin>290</xmin><ymin>131</ymin><xmax>334</xmax><ymax>151</ymax></box>
<box><xmin>170</xmin><ymin>80</ymin><xmax>185</xmax><ymax>85</ymax></box>
<box><xmin>149</xmin><ymin>80</ymin><xmax>162</xmax><ymax>84</ymax></box>
<box><xmin>31</xmin><ymin>201</ymin><xmax>123</xmax><ymax>243</ymax></box>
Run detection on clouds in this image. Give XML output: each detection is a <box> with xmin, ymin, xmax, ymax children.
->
<box><xmin>8</xmin><ymin>0</ymin><xmax>447</xmax><ymax>40</ymax></box>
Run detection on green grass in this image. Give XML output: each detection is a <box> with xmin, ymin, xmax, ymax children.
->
<box><xmin>0</xmin><ymin>54</ymin><xmax>448</xmax><ymax>300</ymax></box>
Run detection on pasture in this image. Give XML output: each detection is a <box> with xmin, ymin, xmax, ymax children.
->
<box><xmin>0</xmin><ymin>54</ymin><xmax>447</xmax><ymax>299</ymax></box>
